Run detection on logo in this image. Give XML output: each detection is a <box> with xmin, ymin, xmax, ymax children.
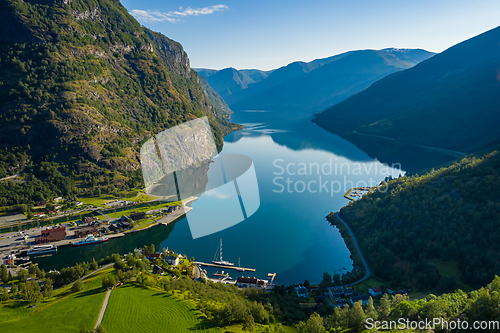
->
<box><xmin>140</xmin><ymin>117</ymin><xmax>260</xmax><ymax>238</ymax></box>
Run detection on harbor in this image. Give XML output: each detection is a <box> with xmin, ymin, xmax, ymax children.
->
<box><xmin>194</xmin><ymin>261</ymin><xmax>256</xmax><ymax>272</ymax></box>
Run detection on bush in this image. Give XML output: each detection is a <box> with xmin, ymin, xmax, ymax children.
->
<box><xmin>72</xmin><ymin>280</ymin><xmax>84</xmax><ymax>293</ymax></box>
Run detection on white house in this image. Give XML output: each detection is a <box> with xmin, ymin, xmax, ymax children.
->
<box><xmin>165</xmin><ymin>255</ymin><xmax>180</xmax><ymax>267</ymax></box>
<box><xmin>369</xmin><ymin>287</ymin><xmax>382</xmax><ymax>297</ymax></box>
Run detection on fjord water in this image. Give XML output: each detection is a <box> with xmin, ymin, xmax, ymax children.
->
<box><xmin>34</xmin><ymin>111</ymin><xmax>403</xmax><ymax>284</ymax></box>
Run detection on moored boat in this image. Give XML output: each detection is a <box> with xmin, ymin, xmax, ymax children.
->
<box><xmin>27</xmin><ymin>244</ymin><xmax>57</xmax><ymax>256</ymax></box>
<box><xmin>212</xmin><ymin>238</ymin><xmax>234</xmax><ymax>266</ymax></box>
<box><xmin>72</xmin><ymin>234</ymin><xmax>109</xmax><ymax>246</ymax></box>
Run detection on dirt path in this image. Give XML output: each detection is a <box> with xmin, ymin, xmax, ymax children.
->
<box><xmin>95</xmin><ymin>287</ymin><xmax>113</xmax><ymax>330</ymax></box>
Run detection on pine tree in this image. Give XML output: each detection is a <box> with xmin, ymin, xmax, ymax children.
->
<box><xmin>379</xmin><ymin>294</ymin><xmax>391</xmax><ymax>318</ymax></box>
<box><xmin>348</xmin><ymin>301</ymin><xmax>365</xmax><ymax>331</ymax></box>
<box><xmin>366</xmin><ymin>297</ymin><xmax>378</xmax><ymax>320</ymax></box>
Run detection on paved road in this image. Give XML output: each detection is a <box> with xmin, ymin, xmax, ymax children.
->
<box><xmin>332</xmin><ymin>213</ymin><xmax>371</xmax><ymax>287</ymax></box>
<box><xmin>0</xmin><ymin>174</ymin><xmax>20</xmax><ymax>181</ymax></box>
<box><xmin>67</xmin><ymin>263</ymin><xmax>114</xmax><ymax>288</ymax></box>
<box><xmin>96</xmin><ymin>210</ymin><xmax>112</xmax><ymax>220</ymax></box>
<box><xmin>95</xmin><ymin>287</ymin><xmax>113</xmax><ymax>330</ymax></box>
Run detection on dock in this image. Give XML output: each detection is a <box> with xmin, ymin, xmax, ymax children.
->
<box><xmin>194</xmin><ymin>261</ymin><xmax>256</xmax><ymax>272</ymax></box>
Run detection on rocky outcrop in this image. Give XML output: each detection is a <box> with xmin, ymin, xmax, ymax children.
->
<box><xmin>71</xmin><ymin>7</ymin><xmax>103</xmax><ymax>21</ymax></box>
<box><xmin>144</xmin><ymin>28</ymin><xmax>191</xmax><ymax>78</ymax></box>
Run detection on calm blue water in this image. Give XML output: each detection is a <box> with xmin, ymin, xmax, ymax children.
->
<box><xmin>34</xmin><ymin>110</ymin><xmax>404</xmax><ymax>284</ymax></box>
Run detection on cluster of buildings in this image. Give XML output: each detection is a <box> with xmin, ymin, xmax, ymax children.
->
<box><xmin>325</xmin><ymin>286</ymin><xmax>354</xmax><ymax>299</ymax></box>
<box><xmin>322</xmin><ymin>285</ymin><xmax>407</xmax><ymax>307</ymax></box>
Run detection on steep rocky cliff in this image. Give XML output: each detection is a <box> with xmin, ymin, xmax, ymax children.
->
<box><xmin>0</xmin><ymin>0</ymin><xmax>238</xmax><ymax>203</ymax></box>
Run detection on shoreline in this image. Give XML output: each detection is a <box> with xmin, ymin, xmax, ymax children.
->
<box><xmin>125</xmin><ymin>196</ymin><xmax>197</xmax><ymax>233</ymax></box>
<box><xmin>326</xmin><ymin>211</ymin><xmax>371</xmax><ymax>286</ymax></box>
<box><xmin>0</xmin><ymin>197</ymin><xmax>198</xmax><ymax>261</ymax></box>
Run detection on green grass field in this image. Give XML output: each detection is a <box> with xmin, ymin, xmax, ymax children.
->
<box><xmin>0</xmin><ymin>269</ymin><xmax>110</xmax><ymax>333</ymax></box>
<box><xmin>352</xmin><ymin>276</ymin><xmax>387</xmax><ymax>294</ymax></box>
<box><xmin>78</xmin><ymin>191</ymin><xmax>155</xmax><ymax>207</ymax></box>
<box><xmin>106</xmin><ymin>202</ymin><xmax>176</xmax><ymax>219</ymax></box>
<box><xmin>101</xmin><ymin>284</ymin><xmax>219</xmax><ymax>333</ymax></box>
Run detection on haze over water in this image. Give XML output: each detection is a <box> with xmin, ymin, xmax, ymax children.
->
<box><xmin>35</xmin><ymin>110</ymin><xmax>404</xmax><ymax>284</ymax></box>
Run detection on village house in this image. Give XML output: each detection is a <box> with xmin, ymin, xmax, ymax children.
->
<box><xmin>236</xmin><ymin>277</ymin><xmax>268</xmax><ymax>289</ymax></box>
<box><xmin>296</xmin><ymin>286</ymin><xmax>308</xmax><ymax>297</ymax></box>
<box><xmin>146</xmin><ymin>253</ymin><xmax>161</xmax><ymax>261</ymax></box>
<box><xmin>74</xmin><ymin>227</ymin><xmax>98</xmax><ymax>238</ymax></box>
<box><xmin>152</xmin><ymin>265</ymin><xmax>164</xmax><ymax>276</ymax></box>
<box><xmin>109</xmin><ymin>216</ymin><xmax>131</xmax><ymax>231</ymax></box>
<box><xmin>82</xmin><ymin>216</ymin><xmax>99</xmax><ymax>224</ymax></box>
<box><xmin>369</xmin><ymin>287</ymin><xmax>382</xmax><ymax>297</ymax></box>
<box><xmin>388</xmin><ymin>289</ymin><xmax>407</xmax><ymax>296</ymax></box>
<box><xmin>342</xmin><ymin>287</ymin><xmax>354</xmax><ymax>296</ymax></box>
<box><xmin>165</xmin><ymin>255</ymin><xmax>180</xmax><ymax>267</ymax></box>
<box><xmin>350</xmin><ymin>294</ymin><xmax>370</xmax><ymax>306</ymax></box>
<box><xmin>129</xmin><ymin>212</ymin><xmax>147</xmax><ymax>221</ymax></box>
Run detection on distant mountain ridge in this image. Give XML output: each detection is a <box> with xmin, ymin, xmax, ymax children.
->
<box><xmin>196</xmin><ymin>48</ymin><xmax>435</xmax><ymax>112</ymax></box>
<box><xmin>313</xmin><ymin>26</ymin><xmax>500</xmax><ymax>154</ymax></box>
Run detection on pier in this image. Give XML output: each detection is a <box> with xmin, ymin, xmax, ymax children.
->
<box><xmin>194</xmin><ymin>261</ymin><xmax>256</xmax><ymax>272</ymax></box>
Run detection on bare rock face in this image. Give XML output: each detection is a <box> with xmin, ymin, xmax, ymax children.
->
<box><xmin>71</xmin><ymin>7</ymin><xmax>103</xmax><ymax>22</ymax></box>
<box><xmin>144</xmin><ymin>29</ymin><xmax>191</xmax><ymax>78</ymax></box>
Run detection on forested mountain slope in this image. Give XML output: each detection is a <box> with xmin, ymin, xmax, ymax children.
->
<box><xmin>331</xmin><ymin>149</ymin><xmax>500</xmax><ymax>290</ymax></box>
<box><xmin>0</xmin><ymin>0</ymin><xmax>237</xmax><ymax>206</ymax></box>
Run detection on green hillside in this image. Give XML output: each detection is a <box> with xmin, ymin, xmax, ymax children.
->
<box><xmin>331</xmin><ymin>148</ymin><xmax>500</xmax><ymax>291</ymax></box>
<box><xmin>314</xmin><ymin>25</ymin><xmax>500</xmax><ymax>154</ymax></box>
<box><xmin>0</xmin><ymin>0</ymin><xmax>238</xmax><ymax>207</ymax></box>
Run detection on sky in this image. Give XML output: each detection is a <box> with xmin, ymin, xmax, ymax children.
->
<box><xmin>121</xmin><ymin>0</ymin><xmax>500</xmax><ymax>70</ymax></box>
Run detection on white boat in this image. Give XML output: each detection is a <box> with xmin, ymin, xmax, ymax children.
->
<box><xmin>27</xmin><ymin>244</ymin><xmax>57</xmax><ymax>256</ymax></box>
<box><xmin>72</xmin><ymin>234</ymin><xmax>108</xmax><ymax>246</ymax></box>
<box><xmin>236</xmin><ymin>258</ymin><xmax>244</xmax><ymax>272</ymax></box>
<box><xmin>212</xmin><ymin>238</ymin><xmax>234</xmax><ymax>266</ymax></box>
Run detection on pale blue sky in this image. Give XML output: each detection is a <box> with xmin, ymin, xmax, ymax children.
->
<box><xmin>121</xmin><ymin>0</ymin><xmax>500</xmax><ymax>70</ymax></box>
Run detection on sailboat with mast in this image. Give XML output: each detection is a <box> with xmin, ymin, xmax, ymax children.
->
<box><xmin>213</xmin><ymin>238</ymin><xmax>234</xmax><ymax>266</ymax></box>
<box><xmin>236</xmin><ymin>258</ymin><xmax>244</xmax><ymax>272</ymax></box>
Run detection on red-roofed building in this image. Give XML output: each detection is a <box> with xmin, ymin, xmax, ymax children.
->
<box><xmin>36</xmin><ymin>227</ymin><xmax>66</xmax><ymax>244</ymax></box>
<box><xmin>369</xmin><ymin>287</ymin><xmax>382</xmax><ymax>297</ymax></box>
<box><xmin>236</xmin><ymin>277</ymin><xmax>268</xmax><ymax>289</ymax></box>
<box><xmin>146</xmin><ymin>253</ymin><xmax>161</xmax><ymax>261</ymax></box>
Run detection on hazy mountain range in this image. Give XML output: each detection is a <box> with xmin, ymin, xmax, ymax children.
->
<box><xmin>196</xmin><ymin>48</ymin><xmax>435</xmax><ymax>113</ymax></box>
<box><xmin>313</xmin><ymin>25</ymin><xmax>500</xmax><ymax>154</ymax></box>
